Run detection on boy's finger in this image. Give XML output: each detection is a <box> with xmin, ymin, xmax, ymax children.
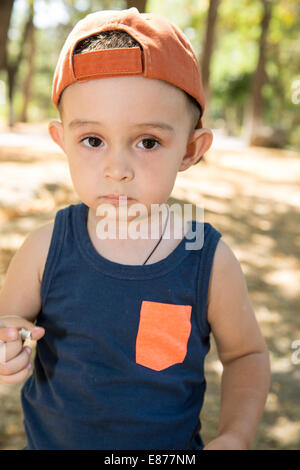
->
<box><xmin>0</xmin><ymin>337</ymin><xmax>23</xmax><ymax>363</ymax></box>
<box><xmin>0</xmin><ymin>327</ymin><xmax>19</xmax><ymax>342</ymax></box>
<box><xmin>0</xmin><ymin>316</ymin><xmax>45</xmax><ymax>342</ymax></box>
<box><xmin>30</xmin><ymin>326</ymin><xmax>45</xmax><ymax>341</ymax></box>
<box><xmin>0</xmin><ymin>347</ymin><xmax>31</xmax><ymax>376</ymax></box>
<box><xmin>0</xmin><ymin>365</ymin><xmax>31</xmax><ymax>385</ymax></box>
<box><xmin>0</xmin><ymin>316</ymin><xmax>37</xmax><ymax>332</ymax></box>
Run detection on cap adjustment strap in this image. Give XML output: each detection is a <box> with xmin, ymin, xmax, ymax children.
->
<box><xmin>73</xmin><ymin>47</ymin><xmax>143</xmax><ymax>79</ymax></box>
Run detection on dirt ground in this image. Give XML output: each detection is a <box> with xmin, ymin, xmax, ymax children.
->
<box><xmin>0</xmin><ymin>122</ymin><xmax>299</xmax><ymax>450</ymax></box>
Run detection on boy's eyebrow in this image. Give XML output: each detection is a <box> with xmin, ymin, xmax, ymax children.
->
<box><xmin>68</xmin><ymin>119</ymin><xmax>174</xmax><ymax>133</ymax></box>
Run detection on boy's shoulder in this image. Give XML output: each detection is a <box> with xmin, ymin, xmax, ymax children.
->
<box><xmin>37</xmin><ymin>222</ymin><xmax>55</xmax><ymax>283</ymax></box>
<box><xmin>207</xmin><ymin>238</ymin><xmax>244</xmax><ymax>320</ymax></box>
<box><xmin>0</xmin><ymin>221</ymin><xmax>54</xmax><ymax>322</ymax></box>
<box><xmin>27</xmin><ymin>221</ymin><xmax>55</xmax><ymax>284</ymax></box>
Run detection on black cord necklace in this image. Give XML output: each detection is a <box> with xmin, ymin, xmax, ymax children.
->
<box><xmin>143</xmin><ymin>204</ymin><xmax>170</xmax><ymax>265</ymax></box>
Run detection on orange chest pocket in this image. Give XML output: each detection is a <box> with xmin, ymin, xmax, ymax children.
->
<box><xmin>135</xmin><ymin>300</ymin><xmax>192</xmax><ymax>371</ymax></box>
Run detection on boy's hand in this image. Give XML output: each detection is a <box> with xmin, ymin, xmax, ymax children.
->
<box><xmin>203</xmin><ymin>433</ymin><xmax>248</xmax><ymax>450</ymax></box>
<box><xmin>0</xmin><ymin>315</ymin><xmax>45</xmax><ymax>384</ymax></box>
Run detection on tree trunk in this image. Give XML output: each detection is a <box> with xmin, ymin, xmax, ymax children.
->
<box><xmin>20</xmin><ymin>4</ymin><xmax>35</xmax><ymax>122</ymax></box>
<box><xmin>126</xmin><ymin>0</ymin><xmax>147</xmax><ymax>13</ymax></box>
<box><xmin>6</xmin><ymin>1</ymin><xmax>34</xmax><ymax>127</ymax></box>
<box><xmin>201</xmin><ymin>0</ymin><xmax>220</xmax><ymax>107</ymax></box>
<box><xmin>243</xmin><ymin>0</ymin><xmax>272</xmax><ymax>145</ymax></box>
<box><xmin>0</xmin><ymin>0</ymin><xmax>14</xmax><ymax>70</ymax></box>
<box><xmin>7</xmin><ymin>64</ymin><xmax>17</xmax><ymax>127</ymax></box>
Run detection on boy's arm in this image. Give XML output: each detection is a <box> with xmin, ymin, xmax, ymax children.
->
<box><xmin>204</xmin><ymin>239</ymin><xmax>270</xmax><ymax>450</ymax></box>
<box><xmin>0</xmin><ymin>223</ymin><xmax>53</xmax><ymax>383</ymax></box>
<box><xmin>0</xmin><ymin>222</ymin><xmax>54</xmax><ymax>322</ymax></box>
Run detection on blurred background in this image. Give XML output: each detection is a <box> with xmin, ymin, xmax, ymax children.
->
<box><xmin>0</xmin><ymin>0</ymin><xmax>299</xmax><ymax>450</ymax></box>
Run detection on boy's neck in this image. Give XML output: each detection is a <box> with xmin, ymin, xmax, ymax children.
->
<box><xmin>89</xmin><ymin>203</ymin><xmax>169</xmax><ymax>240</ymax></box>
<box><xmin>86</xmin><ymin>205</ymin><xmax>189</xmax><ymax>265</ymax></box>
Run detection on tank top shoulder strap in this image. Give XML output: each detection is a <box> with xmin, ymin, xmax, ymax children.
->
<box><xmin>40</xmin><ymin>204</ymin><xmax>73</xmax><ymax>304</ymax></box>
<box><xmin>194</xmin><ymin>221</ymin><xmax>222</xmax><ymax>338</ymax></box>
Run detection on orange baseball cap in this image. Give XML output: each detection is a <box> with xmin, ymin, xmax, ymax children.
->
<box><xmin>52</xmin><ymin>7</ymin><xmax>205</xmax><ymax>125</ymax></box>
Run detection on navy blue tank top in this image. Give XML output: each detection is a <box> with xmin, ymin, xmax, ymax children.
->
<box><xmin>21</xmin><ymin>202</ymin><xmax>222</xmax><ymax>450</ymax></box>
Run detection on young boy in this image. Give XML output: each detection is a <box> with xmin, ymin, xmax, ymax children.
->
<box><xmin>0</xmin><ymin>8</ymin><xmax>270</xmax><ymax>450</ymax></box>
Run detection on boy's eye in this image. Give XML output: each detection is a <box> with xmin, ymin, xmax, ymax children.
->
<box><xmin>80</xmin><ymin>136</ymin><xmax>160</xmax><ymax>150</ymax></box>
<box><xmin>138</xmin><ymin>138</ymin><xmax>160</xmax><ymax>151</ymax></box>
<box><xmin>81</xmin><ymin>136</ymin><xmax>102</xmax><ymax>148</ymax></box>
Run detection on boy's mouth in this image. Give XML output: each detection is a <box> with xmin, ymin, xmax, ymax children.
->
<box><xmin>102</xmin><ymin>194</ymin><xmax>133</xmax><ymax>201</ymax></box>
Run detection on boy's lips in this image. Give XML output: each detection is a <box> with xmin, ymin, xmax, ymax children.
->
<box><xmin>102</xmin><ymin>194</ymin><xmax>133</xmax><ymax>201</ymax></box>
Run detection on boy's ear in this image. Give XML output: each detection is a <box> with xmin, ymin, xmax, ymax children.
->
<box><xmin>179</xmin><ymin>128</ymin><xmax>213</xmax><ymax>171</ymax></box>
<box><xmin>48</xmin><ymin>120</ymin><xmax>65</xmax><ymax>151</ymax></box>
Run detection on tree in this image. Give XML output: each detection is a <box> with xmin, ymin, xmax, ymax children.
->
<box><xmin>243</xmin><ymin>0</ymin><xmax>273</xmax><ymax>145</ymax></box>
<box><xmin>0</xmin><ymin>0</ymin><xmax>15</xmax><ymax>71</ymax></box>
<box><xmin>127</xmin><ymin>0</ymin><xmax>147</xmax><ymax>13</ymax></box>
<box><xmin>201</xmin><ymin>0</ymin><xmax>220</xmax><ymax>109</ymax></box>
<box><xmin>20</xmin><ymin>1</ymin><xmax>35</xmax><ymax>122</ymax></box>
<box><xmin>6</xmin><ymin>0</ymin><xmax>35</xmax><ymax>126</ymax></box>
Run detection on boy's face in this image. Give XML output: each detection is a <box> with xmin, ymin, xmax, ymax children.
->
<box><xmin>49</xmin><ymin>76</ymin><xmax>212</xmax><ymax>220</ymax></box>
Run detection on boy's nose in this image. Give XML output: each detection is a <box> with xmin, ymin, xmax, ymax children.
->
<box><xmin>103</xmin><ymin>152</ymin><xmax>134</xmax><ymax>182</ymax></box>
